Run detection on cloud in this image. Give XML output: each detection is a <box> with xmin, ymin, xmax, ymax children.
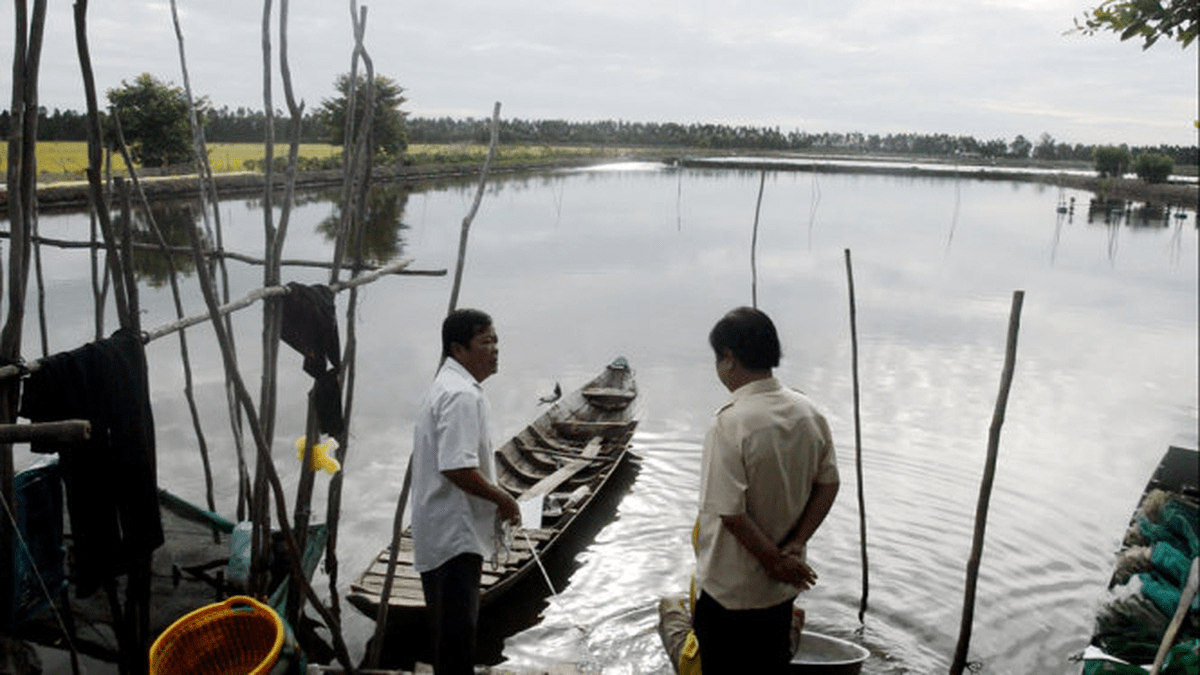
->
<box><xmin>4</xmin><ymin>0</ymin><xmax>1196</xmax><ymax>145</ymax></box>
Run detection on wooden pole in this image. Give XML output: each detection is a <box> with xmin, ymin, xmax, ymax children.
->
<box><xmin>446</xmin><ymin>101</ymin><xmax>502</xmax><ymax>315</ymax></box>
<box><xmin>325</xmin><ymin>0</ymin><xmax>373</xmax><ymax>626</ymax></box>
<box><xmin>74</xmin><ymin>0</ymin><xmax>133</xmax><ymax>331</ymax></box>
<box><xmin>0</xmin><ymin>420</ymin><xmax>90</xmax><ymax>444</ymax></box>
<box><xmin>949</xmin><ymin>290</ymin><xmax>1024</xmax><ymax>675</ymax></box>
<box><xmin>112</xmin><ymin>112</ymin><xmax>221</xmax><ymax>524</ymax></box>
<box><xmin>750</xmin><ymin>170</ymin><xmax>765</xmax><ymax>309</ymax></box>
<box><xmin>844</xmin><ymin>249</ymin><xmax>869</xmax><ymax>624</ymax></box>
<box><xmin>2</xmin><ymin>0</ymin><xmax>48</xmax><ymax>641</ymax></box>
<box><xmin>1150</xmin><ymin>557</ymin><xmax>1198</xmax><ymax>675</ymax></box>
<box><xmin>367</xmin><ymin>101</ymin><xmax>503</xmax><ymax>670</ymax></box>
<box><xmin>182</xmin><ymin>204</ymin><xmax>356</xmax><ymax>672</ymax></box>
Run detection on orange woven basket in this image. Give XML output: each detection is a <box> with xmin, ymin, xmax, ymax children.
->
<box><xmin>149</xmin><ymin>596</ymin><xmax>284</xmax><ymax>675</ymax></box>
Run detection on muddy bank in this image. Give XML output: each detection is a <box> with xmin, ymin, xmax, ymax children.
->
<box><xmin>4</xmin><ymin>154</ymin><xmax>1197</xmax><ymax>215</ymax></box>
<box><xmin>0</xmin><ymin>158</ymin><xmax>609</xmax><ymax>215</ymax></box>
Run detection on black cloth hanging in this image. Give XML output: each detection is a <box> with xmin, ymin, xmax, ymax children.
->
<box><xmin>280</xmin><ymin>282</ymin><xmax>345</xmax><ymax>437</ymax></box>
<box><xmin>18</xmin><ymin>327</ymin><xmax>163</xmax><ymax>599</ymax></box>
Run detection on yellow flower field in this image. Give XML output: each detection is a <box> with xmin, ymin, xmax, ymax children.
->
<box><xmin>0</xmin><ymin>141</ymin><xmax>342</xmax><ymax>181</ymax></box>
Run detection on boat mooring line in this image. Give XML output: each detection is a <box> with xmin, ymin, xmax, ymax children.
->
<box><xmin>0</xmin><ymin>490</ymin><xmax>81</xmax><ymax>659</ymax></box>
<box><xmin>521</xmin><ymin>529</ymin><xmax>557</xmax><ymax>597</ymax></box>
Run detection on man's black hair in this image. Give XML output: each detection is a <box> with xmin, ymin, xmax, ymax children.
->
<box><xmin>708</xmin><ymin>306</ymin><xmax>781</xmax><ymax>370</ymax></box>
<box><xmin>442</xmin><ymin>308</ymin><xmax>493</xmax><ymax>358</ymax></box>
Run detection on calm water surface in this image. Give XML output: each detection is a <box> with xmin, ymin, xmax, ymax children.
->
<box><xmin>15</xmin><ymin>163</ymin><xmax>1198</xmax><ymax>674</ymax></box>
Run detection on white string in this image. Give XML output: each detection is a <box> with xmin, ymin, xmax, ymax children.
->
<box><xmin>0</xmin><ymin>489</ymin><xmax>79</xmax><ymax>656</ymax></box>
<box><xmin>521</xmin><ymin>529</ymin><xmax>557</xmax><ymax>597</ymax></box>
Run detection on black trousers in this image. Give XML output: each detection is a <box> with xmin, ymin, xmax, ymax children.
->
<box><xmin>693</xmin><ymin>590</ymin><xmax>794</xmax><ymax>675</ymax></box>
<box><xmin>419</xmin><ymin>553</ymin><xmax>483</xmax><ymax>675</ymax></box>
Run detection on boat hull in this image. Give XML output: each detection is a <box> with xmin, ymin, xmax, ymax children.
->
<box><xmin>347</xmin><ymin>358</ymin><xmax>639</xmax><ymax>623</ymax></box>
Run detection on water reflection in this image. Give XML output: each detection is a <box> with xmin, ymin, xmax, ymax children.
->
<box><xmin>129</xmin><ymin>199</ymin><xmax>201</xmax><ymax>286</ymax></box>
<box><xmin>314</xmin><ymin>182</ymin><xmax>411</xmax><ymax>265</ymax></box>
<box><xmin>15</xmin><ymin>167</ymin><xmax>1197</xmax><ymax>675</ymax></box>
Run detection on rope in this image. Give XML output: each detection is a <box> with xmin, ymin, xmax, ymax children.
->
<box><xmin>521</xmin><ymin>529</ymin><xmax>557</xmax><ymax>597</ymax></box>
<box><xmin>0</xmin><ymin>488</ymin><xmax>79</xmax><ymax>657</ymax></box>
<box><xmin>491</xmin><ymin>521</ymin><xmax>557</xmax><ymax>597</ymax></box>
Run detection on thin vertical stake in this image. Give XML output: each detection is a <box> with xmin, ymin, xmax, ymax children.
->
<box><xmin>750</xmin><ymin>170</ymin><xmax>766</xmax><ymax>308</ymax></box>
<box><xmin>844</xmin><ymin>249</ymin><xmax>868</xmax><ymax>623</ymax></box>
<box><xmin>950</xmin><ymin>290</ymin><xmax>1025</xmax><ymax>675</ymax></box>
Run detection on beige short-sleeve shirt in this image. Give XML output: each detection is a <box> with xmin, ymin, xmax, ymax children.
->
<box><xmin>696</xmin><ymin>377</ymin><xmax>838</xmax><ymax>609</ymax></box>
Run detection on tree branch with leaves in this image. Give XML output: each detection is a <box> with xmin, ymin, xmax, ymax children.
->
<box><xmin>1073</xmin><ymin>0</ymin><xmax>1198</xmax><ymax>49</ymax></box>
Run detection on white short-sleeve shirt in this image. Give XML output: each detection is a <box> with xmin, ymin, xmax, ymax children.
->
<box><xmin>696</xmin><ymin>377</ymin><xmax>839</xmax><ymax>609</ymax></box>
<box><xmin>410</xmin><ymin>357</ymin><xmax>498</xmax><ymax>573</ymax></box>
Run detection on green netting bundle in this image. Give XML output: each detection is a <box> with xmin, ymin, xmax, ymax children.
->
<box><xmin>1095</xmin><ymin>580</ymin><xmax>1171</xmax><ymax>663</ymax></box>
<box><xmin>1124</xmin><ymin>493</ymin><xmax>1198</xmax><ymax>556</ymax></box>
<box><xmin>1112</xmin><ymin>546</ymin><xmax>1153</xmax><ymax>586</ymax></box>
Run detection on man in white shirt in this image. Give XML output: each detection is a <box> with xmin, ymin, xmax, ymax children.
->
<box><xmin>694</xmin><ymin>306</ymin><xmax>840</xmax><ymax>674</ymax></box>
<box><xmin>411</xmin><ymin>309</ymin><xmax>521</xmax><ymax>674</ymax></box>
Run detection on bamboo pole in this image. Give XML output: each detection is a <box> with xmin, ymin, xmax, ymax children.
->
<box><xmin>112</xmin><ymin>112</ymin><xmax>221</xmax><ymax>524</ymax></box>
<box><xmin>116</xmin><ymin>179</ymin><xmax>141</xmax><ymax>334</ymax></box>
<box><xmin>75</xmin><ymin>7</ymin><xmax>151</xmax><ymax>671</ymax></box>
<box><xmin>1150</xmin><ymin>557</ymin><xmax>1198</xmax><ymax>675</ymax></box>
<box><xmin>2</xmin><ymin>1</ymin><xmax>47</xmax><ymax>640</ymax></box>
<box><xmin>0</xmin><ymin>259</ymin><xmax>432</xmax><ymax>383</ymax></box>
<box><xmin>324</xmin><ymin>0</ymin><xmax>373</xmax><ymax>626</ymax></box>
<box><xmin>0</xmin><ymin>230</ymin><xmax>445</xmax><ymax>272</ymax></box>
<box><xmin>247</xmin><ymin>0</ymin><xmax>276</xmax><ymax>556</ymax></box>
<box><xmin>171</xmin><ymin>0</ymin><xmax>250</xmax><ymax>519</ymax></box>
<box><xmin>844</xmin><ymin>249</ymin><xmax>869</xmax><ymax>624</ymax></box>
<box><xmin>332</xmin><ymin>3</ymin><xmax>374</xmax><ymax>285</ymax></box>
<box><xmin>0</xmin><ymin>420</ymin><xmax>90</xmax><ymax>444</ymax></box>
<box><xmin>74</xmin><ymin>0</ymin><xmax>133</xmax><ymax>332</ymax></box>
<box><xmin>182</xmin><ymin>206</ymin><xmax>356</xmax><ymax>672</ymax></box>
<box><xmin>949</xmin><ymin>290</ymin><xmax>1024</xmax><ymax>675</ymax></box>
<box><xmin>32</xmin><ymin>215</ymin><xmax>48</xmax><ymax>358</ymax></box>
<box><xmin>750</xmin><ymin>170</ymin><xmax>765</xmax><ymax>309</ymax></box>
<box><xmin>275</xmin><ymin>0</ymin><xmax>322</xmax><ymax>631</ymax></box>
<box><xmin>446</xmin><ymin>101</ymin><xmax>502</xmax><ymax>315</ymax></box>
<box><xmin>366</xmin><ymin>100</ymin><xmax>503</xmax><ymax>670</ymax></box>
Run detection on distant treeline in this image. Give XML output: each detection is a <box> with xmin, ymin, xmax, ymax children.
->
<box><xmin>406</xmin><ymin>117</ymin><xmax>1199</xmax><ymax>166</ymax></box>
<box><xmin>5</xmin><ymin>106</ymin><xmax>1197</xmax><ymax>166</ymax></box>
<box><xmin>3</xmin><ymin>106</ymin><xmax>327</xmax><ymax>144</ymax></box>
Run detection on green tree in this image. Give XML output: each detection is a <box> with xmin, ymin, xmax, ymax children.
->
<box><xmin>1032</xmin><ymin>132</ymin><xmax>1058</xmax><ymax>160</ymax></box>
<box><xmin>1074</xmin><ymin>0</ymin><xmax>1198</xmax><ymax>49</ymax></box>
<box><xmin>1094</xmin><ymin>145</ymin><xmax>1132</xmax><ymax>177</ymax></box>
<box><xmin>1132</xmin><ymin>152</ymin><xmax>1175</xmax><ymax>183</ymax></box>
<box><xmin>106</xmin><ymin>73</ymin><xmax>201</xmax><ymax>168</ymax></box>
<box><xmin>1009</xmin><ymin>134</ymin><xmax>1033</xmax><ymax>159</ymax></box>
<box><xmin>318</xmin><ymin>73</ymin><xmax>408</xmax><ymax>158</ymax></box>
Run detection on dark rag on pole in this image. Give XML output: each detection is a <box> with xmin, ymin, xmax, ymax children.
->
<box><xmin>18</xmin><ymin>327</ymin><xmax>163</xmax><ymax>598</ymax></box>
<box><xmin>281</xmin><ymin>282</ymin><xmax>345</xmax><ymax>437</ymax></box>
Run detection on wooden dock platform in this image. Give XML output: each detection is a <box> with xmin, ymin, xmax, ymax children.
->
<box><xmin>307</xmin><ymin>664</ymin><xmax>599</xmax><ymax>675</ymax></box>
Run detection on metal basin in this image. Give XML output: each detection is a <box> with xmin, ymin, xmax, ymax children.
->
<box><xmin>789</xmin><ymin>631</ymin><xmax>870</xmax><ymax>675</ymax></box>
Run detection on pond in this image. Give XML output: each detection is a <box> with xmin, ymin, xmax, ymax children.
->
<box><xmin>13</xmin><ymin>162</ymin><xmax>1199</xmax><ymax>673</ymax></box>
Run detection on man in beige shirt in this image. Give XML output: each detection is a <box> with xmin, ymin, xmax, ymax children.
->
<box><xmin>694</xmin><ymin>306</ymin><xmax>840</xmax><ymax>674</ymax></box>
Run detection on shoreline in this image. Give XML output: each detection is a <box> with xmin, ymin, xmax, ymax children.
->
<box><xmin>674</xmin><ymin>154</ymin><xmax>1199</xmax><ymax>209</ymax></box>
<box><xmin>3</xmin><ymin>153</ymin><xmax>1197</xmax><ymax>215</ymax></box>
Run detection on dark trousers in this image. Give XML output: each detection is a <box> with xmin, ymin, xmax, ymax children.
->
<box><xmin>419</xmin><ymin>553</ymin><xmax>483</xmax><ymax>675</ymax></box>
<box><xmin>693</xmin><ymin>590</ymin><xmax>794</xmax><ymax>675</ymax></box>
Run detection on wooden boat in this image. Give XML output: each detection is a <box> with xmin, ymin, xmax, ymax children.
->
<box><xmin>1079</xmin><ymin>444</ymin><xmax>1199</xmax><ymax>673</ymax></box>
<box><xmin>347</xmin><ymin>356</ymin><xmax>639</xmax><ymax>619</ymax></box>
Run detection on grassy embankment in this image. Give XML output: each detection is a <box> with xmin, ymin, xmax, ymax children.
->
<box><xmin>0</xmin><ymin>141</ymin><xmax>639</xmax><ymax>183</ymax></box>
<box><xmin>4</xmin><ymin>142</ymin><xmax>1195</xmax><ymax>208</ymax></box>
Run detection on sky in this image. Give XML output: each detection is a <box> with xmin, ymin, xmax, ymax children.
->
<box><xmin>5</xmin><ymin>0</ymin><xmax>1198</xmax><ymax>147</ymax></box>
